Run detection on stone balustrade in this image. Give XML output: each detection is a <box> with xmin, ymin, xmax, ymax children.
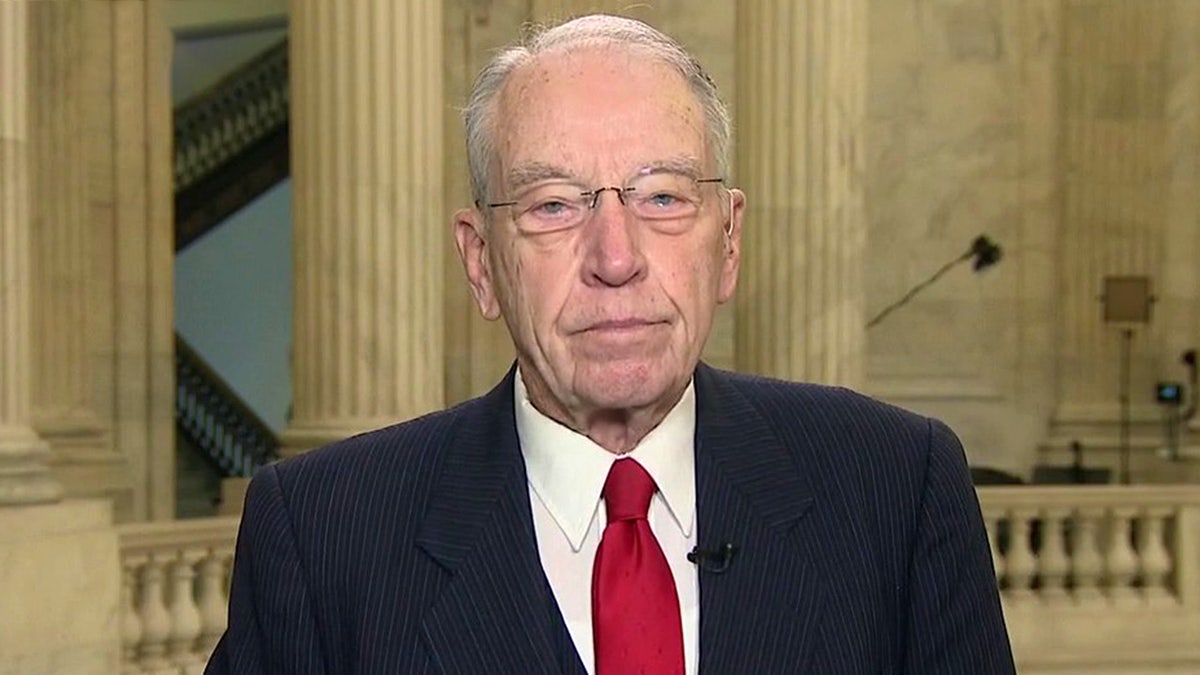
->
<box><xmin>978</xmin><ymin>485</ymin><xmax>1200</xmax><ymax>608</ymax></box>
<box><xmin>112</xmin><ymin>488</ymin><xmax>1200</xmax><ymax>673</ymax></box>
<box><xmin>117</xmin><ymin>517</ymin><xmax>239</xmax><ymax>675</ymax></box>
<box><xmin>979</xmin><ymin>485</ymin><xmax>1200</xmax><ymax>673</ymax></box>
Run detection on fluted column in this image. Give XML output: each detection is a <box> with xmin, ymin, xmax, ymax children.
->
<box><xmin>1160</xmin><ymin>0</ymin><xmax>1200</xmax><ymax>426</ymax></box>
<box><xmin>733</xmin><ymin>0</ymin><xmax>866</xmax><ymax>386</ymax></box>
<box><xmin>0</xmin><ymin>0</ymin><xmax>63</xmax><ymax>505</ymax></box>
<box><xmin>1055</xmin><ymin>0</ymin><xmax>1169</xmax><ymax>424</ymax></box>
<box><xmin>283</xmin><ymin>0</ymin><xmax>444</xmax><ymax>454</ymax></box>
<box><xmin>443</xmin><ymin>4</ymin><xmax>514</xmax><ymax>405</ymax></box>
<box><xmin>28</xmin><ymin>0</ymin><xmax>103</xmax><ymax>455</ymax></box>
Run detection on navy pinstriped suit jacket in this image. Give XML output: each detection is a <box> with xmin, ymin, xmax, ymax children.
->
<box><xmin>206</xmin><ymin>364</ymin><xmax>1015</xmax><ymax>674</ymax></box>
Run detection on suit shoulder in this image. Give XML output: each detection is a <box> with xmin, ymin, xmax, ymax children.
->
<box><xmin>708</xmin><ymin>370</ymin><xmax>967</xmax><ymax>557</ymax></box>
<box><xmin>266</xmin><ymin>395</ymin><xmax>488</xmax><ymax>492</ymax></box>
<box><xmin>707</xmin><ymin>368</ymin><xmax>956</xmax><ymax>490</ymax></box>
<box><xmin>718</xmin><ymin>369</ymin><xmax>933</xmax><ymax>439</ymax></box>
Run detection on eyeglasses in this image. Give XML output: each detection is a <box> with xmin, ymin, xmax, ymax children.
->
<box><xmin>484</xmin><ymin>171</ymin><xmax>725</xmax><ymax>235</ymax></box>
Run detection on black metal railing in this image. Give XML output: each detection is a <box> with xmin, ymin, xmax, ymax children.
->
<box><xmin>172</xmin><ymin>38</ymin><xmax>291</xmax><ymax>476</ymax></box>
<box><xmin>175</xmin><ymin>334</ymin><xmax>279</xmax><ymax>477</ymax></box>
<box><xmin>174</xmin><ymin>38</ymin><xmax>290</xmax><ymax>251</ymax></box>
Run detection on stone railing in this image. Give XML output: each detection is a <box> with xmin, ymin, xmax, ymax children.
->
<box><xmin>113</xmin><ymin>488</ymin><xmax>1200</xmax><ymax>674</ymax></box>
<box><xmin>979</xmin><ymin>485</ymin><xmax>1200</xmax><ymax>673</ymax></box>
<box><xmin>118</xmin><ymin>517</ymin><xmax>239</xmax><ymax>675</ymax></box>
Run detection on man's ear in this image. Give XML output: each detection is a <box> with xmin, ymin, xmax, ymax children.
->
<box><xmin>452</xmin><ymin>208</ymin><xmax>502</xmax><ymax>320</ymax></box>
<box><xmin>717</xmin><ymin>188</ymin><xmax>744</xmax><ymax>304</ymax></box>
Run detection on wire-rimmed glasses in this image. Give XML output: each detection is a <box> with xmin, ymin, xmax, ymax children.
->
<box><xmin>484</xmin><ymin>171</ymin><xmax>725</xmax><ymax>235</ymax></box>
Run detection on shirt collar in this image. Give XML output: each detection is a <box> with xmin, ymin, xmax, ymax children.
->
<box><xmin>514</xmin><ymin>368</ymin><xmax>697</xmax><ymax>552</ymax></box>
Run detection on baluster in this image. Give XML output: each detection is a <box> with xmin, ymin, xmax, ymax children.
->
<box><xmin>1071</xmin><ymin>507</ymin><xmax>1105</xmax><ymax>606</ymax></box>
<box><xmin>137</xmin><ymin>553</ymin><xmax>173</xmax><ymax>669</ymax></box>
<box><xmin>1178</xmin><ymin>506</ymin><xmax>1200</xmax><ymax>608</ymax></box>
<box><xmin>121</xmin><ymin>555</ymin><xmax>145</xmax><ymax>674</ymax></box>
<box><xmin>197</xmin><ymin>547</ymin><xmax>231</xmax><ymax>656</ymax></box>
<box><xmin>984</xmin><ymin>511</ymin><xmax>1006</xmax><ymax>583</ymax></box>
<box><xmin>984</xmin><ymin>510</ymin><xmax>1010</xmax><ymax>616</ymax></box>
<box><xmin>169</xmin><ymin>549</ymin><xmax>205</xmax><ymax>667</ymax></box>
<box><xmin>1106</xmin><ymin>506</ymin><xmax>1140</xmax><ymax>606</ymax></box>
<box><xmin>1005</xmin><ymin>508</ymin><xmax>1038</xmax><ymax>605</ymax></box>
<box><xmin>1138</xmin><ymin>507</ymin><xmax>1174</xmax><ymax>607</ymax></box>
<box><xmin>1038</xmin><ymin>507</ymin><xmax>1071</xmax><ymax>606</ymax></box>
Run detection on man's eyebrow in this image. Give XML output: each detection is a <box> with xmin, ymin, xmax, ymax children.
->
<box><xmin>504</xmin><ymin>156</ymin><xmax>709</xmax><ymax>193</ymax></box>
<box><xmin>505</xmin><ymin>163</ymin><xmax>580</xmax><ymax>193</ymax></box>
<box><xmin>637</xmin><ymin>156</ymin><xmax>706</xmax><ymax>178</ymax></box>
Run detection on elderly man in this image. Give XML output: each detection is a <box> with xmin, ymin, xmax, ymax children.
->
<box><xmin>207</xmin><ymin>14</ymin><xmax>1014</xmax><ymax>675</ymax></box>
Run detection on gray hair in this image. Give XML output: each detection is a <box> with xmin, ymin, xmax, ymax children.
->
<box><xmin>462</xmin><ymin>14</ymin><xmax>732</xmax><ymax>210</ymax></box>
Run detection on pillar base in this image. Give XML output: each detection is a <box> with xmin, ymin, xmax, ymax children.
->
<box><xmin>0</xmin><ymin>499</ymin><xmax>121</xmax><ymax>675</ymax></box>
<box><xmin>0</xmin><ymin>427</ymin><xmax>64</xmax><ymax>506</ymax></box>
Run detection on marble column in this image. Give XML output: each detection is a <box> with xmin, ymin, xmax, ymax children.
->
<box><xmin>1054</xmin><ymin>0</ymin><xmax>1170</xmax><ymax>428</ymax></box>
<box><xmin>0</xmin><ymin>0</ymin><xmax>63</xmax><ymax>505</ymax></box>
<box><xmin>442</xmin><ymin>1</ymin><xmax>520</xmax><ymax>405</ymax></box>
<box><xmin>283</xmin><ymin>0</ymin><xmax>445</xmax><ymax>455</ymax></box>
<box><xmin>733</xmin><ymin>0</ymin><xmax>867</xmax><ymax>386</ymax></box>
<box><xmin>28</xmin><ymin>0</ymin><xmax>106</xmax><ymax>459</ymax></box>
<box><xmin>1159</xmin><ymin>0</ymin><xmax>1200</xmax><ymax>436</ymax></box>
<box><xmin>0</xmin><ymin>16</ymin><xmax>121</xmax><ymax>643</ymax></box>
<box><xmin>79</xmin><ymin>0</ymin><xmax>175</xmax><ymax>520</ymax></box>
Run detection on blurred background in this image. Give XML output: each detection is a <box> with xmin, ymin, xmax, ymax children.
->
<box><xmin>3</xmin><ymin>0</ymin><xmax>1200</xmax><ymax>673</ymax></box>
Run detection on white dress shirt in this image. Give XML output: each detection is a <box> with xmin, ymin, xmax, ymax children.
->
<box><xmin>515</xmin><ymin>370</ymin><xmax>699</xmax><ymax>675</ymax></box>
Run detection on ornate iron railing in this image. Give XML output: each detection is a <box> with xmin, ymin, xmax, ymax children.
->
<box><xmin>175</xmin><ymin>334</ymin><xmax>278</xmax><ymax>477</ymax></box>
<box><xmin>174</xmin><ymin>38</ymin><xmax>290</xmax><ymax>251</ymax></box>
<box><xmin>174</xmin><ymin>38</ymin><xmax>288</xmax><ymax>191</ymax></box>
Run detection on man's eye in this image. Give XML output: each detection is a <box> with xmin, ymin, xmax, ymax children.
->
<box><xmin>648</xmin><ymin>192</ymin><xmax>681</xmax><ymax>208</ymax></box>
<box><xmin>532</xmin><ymin>199</ymin><xmax>573</xmax><ymax>216</ymax></box>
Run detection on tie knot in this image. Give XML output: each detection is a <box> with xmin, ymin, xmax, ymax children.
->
<box><xmin>602</xmin><ymin>458</ymin><xmax>657</xmax><ymax>522</ymax></box>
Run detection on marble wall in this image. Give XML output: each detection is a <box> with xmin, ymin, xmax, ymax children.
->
<box><xmin>863</xmin><ymin>0</ymin><xmax>1058</xmax><ymax>473</ymax></box>
<box><xmin>0</xmin><ymin>502</ymin><xmax>120</xmax><ymax>675</ymax></box>
<box><xmin>863</xmin><ymin>0</ymin><xmax>1200</xmax><ymax>477</ymax></box>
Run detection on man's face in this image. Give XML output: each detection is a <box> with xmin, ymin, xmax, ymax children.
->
<box><xmin>455</xmin><ymin>47</ymin><xmax>743</xmax><ymax>421</ymax></box>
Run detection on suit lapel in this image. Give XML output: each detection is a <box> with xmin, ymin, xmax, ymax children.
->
<box><xmin>414</xmin><ymin>364</ymin><xmax>828</xmax><ymax>673</ymax></box>
<box><xmin>693</xmin><ymin>365</ymin><xmax>827</xmax><ymax>674</ymax></box>
<box><xmin>416</xmin><ymin>369</ymin><xmax>581</xmax><ymax>675</ymax></box>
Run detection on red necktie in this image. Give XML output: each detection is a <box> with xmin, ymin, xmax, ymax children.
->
<box><xmin>592</xmin><ymin>458</ymin><xmax>685</xmax><ymax>675</ymax></box>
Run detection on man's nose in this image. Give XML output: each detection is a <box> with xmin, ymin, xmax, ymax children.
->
<box><xmin>582</xmin><ymin>189</ymin><xmax>646</xmax><ymax>287</ymax></box>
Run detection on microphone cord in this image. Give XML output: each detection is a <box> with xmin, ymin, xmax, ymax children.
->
<box><xmin>866</xmin><ymin>251</ymin><xmax>973</xmax><ymax>330</ymax></box>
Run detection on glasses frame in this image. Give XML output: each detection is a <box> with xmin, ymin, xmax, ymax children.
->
<box><xmin>483</xmin><ymin>176</ymin><xmax>725</xmax><ymax>212</ymax></box>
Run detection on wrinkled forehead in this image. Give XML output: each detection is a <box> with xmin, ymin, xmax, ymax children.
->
<box><xmin>491</xmin><ymin>46</ymin><xmax>711</xmax><ymax>187</ymax></box>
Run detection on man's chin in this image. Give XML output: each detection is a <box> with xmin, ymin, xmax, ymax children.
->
<box><xmin>572</xmin><ymin>361</ymin><xmax>684</xmax><ymax>411</ymax></box>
